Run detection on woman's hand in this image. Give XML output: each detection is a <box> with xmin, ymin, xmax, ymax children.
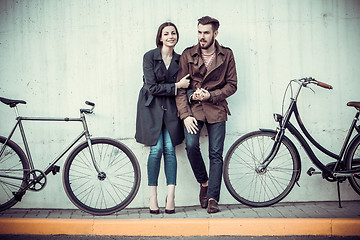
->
<box><xmin>176</xmin><ymin>74</ymin><xmax>191</xmax><ymax>89</ymax></box>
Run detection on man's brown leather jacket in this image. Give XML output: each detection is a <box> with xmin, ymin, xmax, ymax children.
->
<box><xmin>175</xmin><ymin>40</ymin><xmax>238</xmax><ymax>123</ymax></box>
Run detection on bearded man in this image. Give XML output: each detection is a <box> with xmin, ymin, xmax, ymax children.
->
<box><xmin>175</xmin><ymin>16</ymin><xmax>238</xmax><ymax>214</ymax></box>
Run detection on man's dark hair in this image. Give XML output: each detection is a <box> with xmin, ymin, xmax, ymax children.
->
<box><xmin>156</xmin><ymin>22</ymin><xmax>179</xmax><ymax>48</ymax></box>
<box><xmin>198</xmin><ymin>16</ymin><xmax>220</xmax><ymax>31</ymax></box>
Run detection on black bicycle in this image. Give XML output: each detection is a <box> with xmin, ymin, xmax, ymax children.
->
<box><xmin>223</xmin><ymin>78</ymin><xmax>360</xmax><ymax>207</ymax></box>
<box><xmin>0</xmin><ymin>97</ymin><xmax>141</xmax><ymax>215</ymax></box>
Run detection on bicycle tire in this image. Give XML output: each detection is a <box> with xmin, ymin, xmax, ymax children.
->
<box><xmin>0</xmin><ymin>136</ymin><xmax>29</xmax><ymax>211</ymax></box>
<box><xmin>345</xmin><ymin>135</ymin><xmax>360</xmax><ymax>195</ymax></box>
<box><xmin>223</xmin><ymin>131</ymin><xmax>300</xmax><ymax>207</ymax></box>
<box><xmin>63</xmin><ymin>138</ymin><xmax>141</xmax><ymax>215</ymax></box>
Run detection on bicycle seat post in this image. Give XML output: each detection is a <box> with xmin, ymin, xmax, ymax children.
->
<box><xmin>13</xmin><ymin>105</ymin><xmax>21</xmax><ymax>118</ymax></box>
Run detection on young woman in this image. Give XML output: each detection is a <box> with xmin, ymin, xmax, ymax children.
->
<box><xmin>135</xmin><ymin>22</ymin><xmax>190</xmax><ymax>214</ymax></box>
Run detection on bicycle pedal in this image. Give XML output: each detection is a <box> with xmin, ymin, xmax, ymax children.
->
<box><xmin>13</xmin><ymin>191</ymin><xmax>25</xmax><ymax>201</ymax></box>
<box><xmin>307</xmin><ymin>167</ymin><xmax>321</xmax><ymax>176</ymax></box>
<box><xmin>52</xmin><ymin>165</ymin><xmax>60</xmax><ymax>175</ymax></box>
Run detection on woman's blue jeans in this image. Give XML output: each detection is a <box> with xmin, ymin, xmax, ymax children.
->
<box><xmin>147</xmin><ymin>125</ymin><xmax>177</xmax><ymax>186</ymax></box>
<box><xmin>184</xmin><ymin>121</ymin><xmax>226</xmax><ymax>202</ymax></box>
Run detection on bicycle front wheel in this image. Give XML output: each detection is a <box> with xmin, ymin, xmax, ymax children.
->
<box><xmin>63</xmin><ymin>138</ymin><xmax>141</xmax><ymax>215</ymax></box>
<box><xmin>0</xmin><ymin>136</ymin><xmax>29</xmax><ymax>211</ymax></box>
<box><xmin>223</xmin><ymin>131</ymin><xmax>300</xmax><ymax>207</ymax></box>
<box><xmin>346</xmin><ymin>136</ymin><xmax>360</xmax><ymax>195</ymax></box>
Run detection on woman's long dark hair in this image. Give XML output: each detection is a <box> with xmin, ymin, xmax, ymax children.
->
<box><xmin>156</xmin><ymin>22</ymin><xmax>179</xmax><ymax>48</ymax></box>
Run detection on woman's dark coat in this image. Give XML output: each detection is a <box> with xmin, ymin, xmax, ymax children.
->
<box><xmin>135</xmin><ymin>48</ymin><xmax>184</xmax><ymax>146</ymax></box>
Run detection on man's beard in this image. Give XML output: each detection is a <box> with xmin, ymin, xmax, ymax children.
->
<box><xmin>199</xmin><ymin>35</ymin><xmax>215</xmax><ymax>49</ymax></box>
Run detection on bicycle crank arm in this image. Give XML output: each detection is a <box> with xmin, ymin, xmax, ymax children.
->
<box><xmin>306</xmin><ymin>167</ymin><xmax>355</xmax><ymax>178</ymax></box>
<box><xmin>333</xmin><ymin>172</ymin><xmax>359</xmax><ymax>177</ymax></box>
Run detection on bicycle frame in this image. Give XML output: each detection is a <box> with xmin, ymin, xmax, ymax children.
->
<box><xmin>0</xmin><ymin>106</ymin><xmax>101</xmax><ymax>179</ymax></box>
<box><xmin>262</xmin><ymin>81</ymin><xmax>360</xmax><ymax>177</ymax></box>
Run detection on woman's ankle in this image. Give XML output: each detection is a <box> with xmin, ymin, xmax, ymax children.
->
<box><xmin>166</xmin><ymin>185</ymin><xmax>175</xmax><ymax>210</ymax></box>
<box><xmin>149</xmin><ymin>186</ymin><xmax>159</xmax><ymax>210</ymax></box>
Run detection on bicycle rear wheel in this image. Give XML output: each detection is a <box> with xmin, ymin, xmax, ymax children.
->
<box><xmin>223</xmin><ymin>131</ymin><xmax>300</xmax><ymax>207</ymax></box>
<box><xmin>346</xmin><ymin>136</ymin><xmax>360</xmax><ymax>195</ymax></box>
<box><xmin>63</xmin><ymin>138</ymin><xmax>141</xmax><ymax>215</ymax></box>
<box><xmin>0</xmin><ymin>136</ymin><xmax>29</xmax><ymax>211</ymax></box>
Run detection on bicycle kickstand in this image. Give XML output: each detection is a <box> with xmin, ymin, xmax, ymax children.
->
<box><xmin>337</xmin><ymin>180</ymin><xmax>342</xmax><ymax>208</ymax></box>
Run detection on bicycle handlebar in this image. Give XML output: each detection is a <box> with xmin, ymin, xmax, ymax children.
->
<box><xmin>297</xmin><ymin>77</ymin><xmax>333</xmax><ymax>90</ymax></box>
<box><xmin>316</xmin><ymin>81</ymin><xmax>333</xmax><ymax>89</ymax></box>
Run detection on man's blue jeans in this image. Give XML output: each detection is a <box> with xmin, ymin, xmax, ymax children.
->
<box><xmin>147</xmin><ymin>125</ymin><xmax>177</xmax><ymax>186</ymax></box>
<box><xmin>184</xmin><ymin>121</ymin><xmax>226</xmax><ymax>202</ymax></box>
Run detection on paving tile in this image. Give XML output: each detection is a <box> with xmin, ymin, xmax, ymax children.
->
<box><xmin>1</xmin><ymin>201</ymin><xmax>360</xmax><ymax>220</ymax></box>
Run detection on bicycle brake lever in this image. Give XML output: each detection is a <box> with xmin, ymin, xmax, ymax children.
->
<box><xmin>306</xmin><ymin>85</ymin><xmax>316</xmax><ymax>94</ymax></box>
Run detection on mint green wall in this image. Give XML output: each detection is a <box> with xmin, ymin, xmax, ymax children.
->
<box><xmin>0</xmin><ymin>0</ymin><xmax>359</xmax><ymax>209</ymax></box>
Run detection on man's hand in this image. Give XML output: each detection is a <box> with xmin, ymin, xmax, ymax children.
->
<box><xmin>192</xmin><ymin>88</ymin><xmax>210</xmax><ymax>101</ymax></box>
<box><xmin>184</xmin><ymin>116</ymin><xmax>199</xmax><ymax>134</ymax></box>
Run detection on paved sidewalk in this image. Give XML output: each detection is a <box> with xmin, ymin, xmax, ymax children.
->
<box><xmin>0</xmin><ymin>201</ymin><xmax>359</xmax><ymax>236</ymax></box>
<box><xmin>1</xmin><ymin>201</ymin><xmax>359</xmax><ymax>219</ymax></box>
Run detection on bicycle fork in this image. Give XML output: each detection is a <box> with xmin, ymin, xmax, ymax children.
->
<box><xmin>81</xmin><ymin>114</ymin><xmax>106</xmax><ymax>180</ymax></box>
<box><xmin>258</xmin><ymin>127</ymin><xmax>285</xmax><ymax>173</ymax></box>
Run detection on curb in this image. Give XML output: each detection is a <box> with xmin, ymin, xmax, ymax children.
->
<box><xmin>0</xmin><ymin>218</ymin><xmax>360</xmax><ymax>236</ymax></box>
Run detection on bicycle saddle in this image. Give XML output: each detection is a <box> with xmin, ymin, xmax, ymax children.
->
<box><xmin>347</xmin><ymin>101</ymin><xmax>360</xmax><ymax>109</ymax></box>
<box><xmin>0</xmin><ymin>97</ymin><xmax>26</xmax><ymax>107</ymax></box>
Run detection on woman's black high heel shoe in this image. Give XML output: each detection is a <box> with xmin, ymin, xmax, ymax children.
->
<box><xmin>149</xmin><ymin>209</ymin><xmax>160</xmax><ymax>214</ymax></box>
<box><xmin>165</xmin><ymin>196</ymin><xmax>175</xmax><ymax>214</ymax></box>
<box><xmin>165</xmin><ymin>209</ymin><xmax>175</xmax><ymax>214</ymax></box>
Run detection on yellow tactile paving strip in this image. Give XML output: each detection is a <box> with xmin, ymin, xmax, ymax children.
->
<box><xmin>0</xmin><ymin>218</ymin><xmax>359</xmax><ymax>236</ymax></box>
